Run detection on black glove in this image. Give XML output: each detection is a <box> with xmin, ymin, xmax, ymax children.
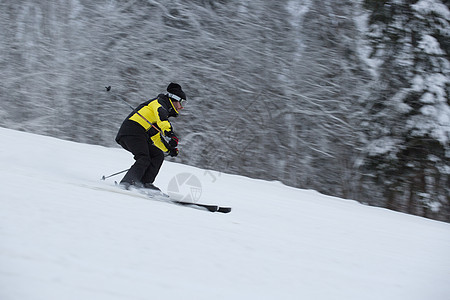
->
<box><xmin>169</xmin><ymin>136</ymin><xmax>178</xmax><ymax>148</ymax></box>
<box><xmin>165</xmin><ymin>131</ymin><xmax>179</xmax><ymax>148</ymax></box>
<box><xmin>168</xmin><ymin>148</ymin><xmax>179</xmax><ymax>157</ymax></box>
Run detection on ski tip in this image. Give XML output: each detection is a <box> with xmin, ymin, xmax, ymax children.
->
<box><xmin>218</xmin><ymin>207</ymin><xmax>232</xmax><ymax>213</ymax></box>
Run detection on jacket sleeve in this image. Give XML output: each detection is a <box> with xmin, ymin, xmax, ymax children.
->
<box><xmin>150</xmin><ymin>106</ymin><xmax>173</xmax><ymax>152</ymax></box>
<box><xmin>155</xmin><ymin>106</ymin><xmax>172</xmax><ymax>134</ymax></box>
<box><xmin>151</xmin><ymin>133</ymin><xmax>170</xmax><ymax>152</ymax></box>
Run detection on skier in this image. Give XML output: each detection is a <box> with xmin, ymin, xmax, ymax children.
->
<box><xmin>115</xmin><ymin>82</ymin><xmax>186</xmax><ymax>191</ymax></box>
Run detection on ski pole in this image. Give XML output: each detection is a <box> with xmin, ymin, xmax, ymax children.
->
<box><xmin>101</xmin><ymin>169</ymin><xmax>129</xmax><ymax>180</ymax></box>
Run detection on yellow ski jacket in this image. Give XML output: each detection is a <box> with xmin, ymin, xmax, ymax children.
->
<box><xmin>115</xmin><ymin>94</ymin><xmax>179</xmax><ymax>152</ymax></box>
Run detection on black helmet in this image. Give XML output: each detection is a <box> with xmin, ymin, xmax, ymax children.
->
<box><xmin>167</xmin><ymin>82</ymin><xmax>186</xmax><ymax>102</ymax></box>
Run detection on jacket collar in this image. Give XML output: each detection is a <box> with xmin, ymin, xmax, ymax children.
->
<box><xmin>158</xmin><ymin>94</ymin><xmax>179</xmax><ymax>117</ymax></box>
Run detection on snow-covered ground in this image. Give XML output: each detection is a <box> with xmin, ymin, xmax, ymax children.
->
<box><xmin>1</xmin><ymin>127</ymin><xmax>449</xmax><ymax>300</ymax></box>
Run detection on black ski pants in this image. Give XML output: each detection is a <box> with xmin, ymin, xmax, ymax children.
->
<box><xmin>117</xmin><ymin>134</ymin><xmax>165</xmax><ymax>186</ymax></box>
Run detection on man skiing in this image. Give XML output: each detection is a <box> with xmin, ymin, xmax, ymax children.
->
<box><xmin>115</xmin><ymin>82</ymin><xmax>186</xmax><ymax>191</ymax></box>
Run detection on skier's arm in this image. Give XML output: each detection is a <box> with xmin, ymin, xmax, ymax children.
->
<box><xmin>150</xmin><ymin>106</ymin><xmax>178</xmax><ymax>153</ymax></box>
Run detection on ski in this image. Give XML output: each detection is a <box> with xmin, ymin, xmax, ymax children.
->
<box><xmin>143</xmin><ymin>189</ymin><xmax>232</xmax><ymax>213</ymax></box>
<box><xmin>86</xmin><ymin>182</ymin><xmax>232</xmax><ymax>214</ymax></box>
<box><xmin>171</xmin><ymin>200</ymin><xmax>232</xmax><ymax>213</ymax></box>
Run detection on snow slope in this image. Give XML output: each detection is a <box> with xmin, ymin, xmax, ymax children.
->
<box><xmin>1</xmin><ymin>127</ymin><xmax>449</xmax><ymax>300</ymax></box>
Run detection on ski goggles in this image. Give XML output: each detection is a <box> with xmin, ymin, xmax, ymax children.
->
<box><xmin>168</xmin><ymin>93</ymin><xmax>187</xmax><ymax>105</ymax></box>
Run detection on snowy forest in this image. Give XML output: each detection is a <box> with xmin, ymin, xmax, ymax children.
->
<box><xmin>0</xmin><ymin>0</ymin><xmax>449</xmax><ymax>222</ymax></box>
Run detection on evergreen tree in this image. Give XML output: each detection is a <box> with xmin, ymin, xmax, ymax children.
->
<box><xmin>362</xmin><ymin>0</ymin><xmax>450</xmax><ymax>221</ymax></box>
